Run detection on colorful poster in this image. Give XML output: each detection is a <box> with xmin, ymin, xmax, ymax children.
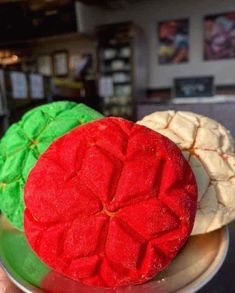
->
<box><xmin>158</xmin><ymin>19</ymin><xmax>189</xmax><ymax>64</ymax></box>
<box><xmin>204</xmin><ymin>12</ymin><xmax>235</xmax><ymax>60</ymax></box>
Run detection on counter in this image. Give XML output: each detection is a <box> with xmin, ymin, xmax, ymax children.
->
<box><xmin>137</xmin><ymin>99</ymin><xmax>235</xmax><ymax>137</ymax></box>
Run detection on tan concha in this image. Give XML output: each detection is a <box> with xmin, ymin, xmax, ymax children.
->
<box><xmin>138</xmin><ymin>111</ymin><xmax>235</xmax><ymax>235</ymax></box>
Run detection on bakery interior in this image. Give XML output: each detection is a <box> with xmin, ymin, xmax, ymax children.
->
<box><xmin>0</xmin><ymin>0</ymin><xmax>235</xmax><ymax>292</ymax></box>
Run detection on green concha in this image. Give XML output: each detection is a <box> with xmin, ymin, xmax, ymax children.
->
<box><xmin>0</xmin><ymin>101</ymin><xmax>103</xmax><ymax>230</ymax></box>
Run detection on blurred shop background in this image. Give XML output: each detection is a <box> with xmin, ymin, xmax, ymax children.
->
<box><xmin>1</xmin><ymin>1</ymin><xmax>235</xmax><ymax>292</ymax></box>
<box><xmin>1</xmin><ymin>0</ymin><xmax>235</xmax><ymax>138</ymax></box>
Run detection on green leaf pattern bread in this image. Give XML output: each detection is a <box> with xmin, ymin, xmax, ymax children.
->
<box><xmin>0</xmin><ymin>101</ymin><xmax>103</xmax><ymax>230</ymax></box>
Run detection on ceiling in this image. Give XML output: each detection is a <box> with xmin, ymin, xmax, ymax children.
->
<box><xmin>0</xmin><ymin>0</ymin><xmax>147</xmax><ymax>9</ymax></box>
<box><xmin>0</xmin><ymin>0</ymin><xmax>73</xmax><ymax>10</ymax></box>
<box><xmin>78</xmin><ymin>0</ymin><xmax>146</xmax><ymax>8</ymax></box>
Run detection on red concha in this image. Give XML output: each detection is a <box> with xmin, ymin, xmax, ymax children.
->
<box><xmin>24</xmin><ymin>117</ymin><xmax>197</xmax><ymax>288</ymax></box>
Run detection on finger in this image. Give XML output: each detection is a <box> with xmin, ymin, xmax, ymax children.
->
<box><xmin>0</xmin><ymin>266</ymin><xmax>21</xmax><ymax>293</ymax></box>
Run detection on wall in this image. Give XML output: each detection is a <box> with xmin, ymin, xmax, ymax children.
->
<box><xmin>75</xmin><ymin>2</ymin><xmax>104</xmax><ymax>34</ymax></box>
<box><xmin>77</xmin><ymin>0</ymin><xmax>235</xmax><ymax>88</ymax></box>
<box><xmin>22</xmin><ymin>33</ymin><xmax>96</xmax><ymax>75</ymax></box>
<box><xmin>30</xmin><ymin>35</ymin><xmax>95</xmax><ymax>60</ymax></box>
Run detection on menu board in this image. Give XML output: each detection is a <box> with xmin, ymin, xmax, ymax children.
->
<box><xmin>10</xmin><ymin>71</ymin><xmax>28</xmax><ymax>99</ymax></box>
<box><xmin>29</xmin><ymin>73</ymin><xmax>44</xmax><ymax>99</ymax></box>
<box><xmin>173</xmin><ymin>76</ymin><xmax>214</xmax><ymax>98</ymax></box>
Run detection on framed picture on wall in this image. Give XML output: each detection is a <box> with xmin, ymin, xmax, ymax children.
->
<box><xmin>173</xmin><ymin>76</ymin><xmax>214</xmax><ymax>98</ymax></box>
<box><xmin>204</xmin><ymin>11</ymin><xmax>235</xmax><ymax>60</ymax></box>
<box><xmin>158</xmin><ymin>18</ymin><xmax>189</xmax><ymax>64</ymax></box>
<box><xmin>69</xmin><ymin>53</ymin><xmax>94</xmax><ymax>78</ymax></box>
<box><xmin>52</xmin><ymin>51</ymin><xmax>69</xmax><ymax>77</ymax></box>
<box><xmin>37</xmin><ymin>55</ymin><xmax>52</xmax><ymax>76</ymax></box>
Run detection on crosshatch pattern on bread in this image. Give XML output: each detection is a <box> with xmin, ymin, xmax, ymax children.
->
<box><xmin>138</xmin><ymin>111</ymin><xmax>235</xmax><ymax>235</ymax></box>
<box><xmin>0</xmin><ymin>102</ymin><xmax>103</xmax><ymax>230</ymax></box>
<box><xmin>24</xmin><ymin>117</ymin><xmax>197</xmax><ymax>288</ymax></box>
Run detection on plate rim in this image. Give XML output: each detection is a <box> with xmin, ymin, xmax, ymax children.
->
<box><xmin>0</xmin><ymin>259</ymin><xmax>43</xmax><ymax>293</ymax></box>
<box><xmin>175</xmin><ymin>226</ymin><xmax>230</xmax><ymax>293</ymax></box>
<box><xmin>0</xmin><ymin>226</ymin><xmax>230</xmax><ymax>293</ymax></box>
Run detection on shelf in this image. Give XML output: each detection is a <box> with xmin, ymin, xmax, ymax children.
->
<box><xmin>99</xmin><ymin>43</ymin><xmax>131</xmax><ymax>49</ymax></box>
<box><xmin>97</xmin><ymin>22</ymin><xmax>146</xmax><ymax>121</ymax></box>
<box><xmin>101</xmin><ymin>69</ymin><xmax>131</xmax><ymax>74</ymax></box>
<box><xmin>103</xmin><ymin>102</ymin><xmax>132</xmax><ymax>107</ymax></box>
<box><xmin>172</xmin><ymin>96</ymin><xmax>235</xmax><ymax>104</ymax></box>
<box><xmin>138</xmin><ymin>98</ymin><xmax>168</xmax><ymax>104</ymax></box>
<box><xmin>0</xmin><ymin>32</ymin><xmax>93</xmax><ymax>47</ymax></box>
<box><xmin>102</xmin><ymin>57</ymin><xmax>130</xmax><ymax>62</ymax></box>
<box><xmin>113</xmin><ymin>81</ymin><xmax>131</xmax><ymax>85</ymax></box>
<box><xmin>138</xmin><ymin>95</ymin><xmax>235</xmax><ymax>105</ymax></box>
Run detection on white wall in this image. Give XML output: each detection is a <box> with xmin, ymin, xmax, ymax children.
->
<box><xmin>77</xmin><ymin>0</ymin><xmax>235</xmax><ymax>88</ymax></box>
<box><xmin>76</xmin><ymin>2</ymin><xmax>104</xmax><ymax>34</ymax></box>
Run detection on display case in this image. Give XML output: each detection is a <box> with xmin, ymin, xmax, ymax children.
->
<box><xmin>96</xmin><ymin>22</ymin><xmax>147</xmax><ymax>120</ymax></box>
